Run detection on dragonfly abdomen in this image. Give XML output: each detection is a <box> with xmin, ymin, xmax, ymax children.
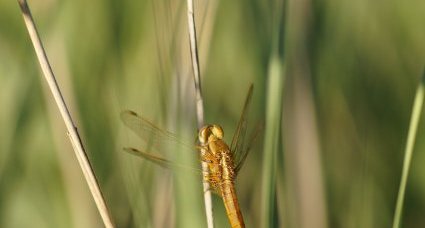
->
<box><xmin>221</xmin><ymin>180</ymin><xmax>245</xmax><ymax>228</ymax></box>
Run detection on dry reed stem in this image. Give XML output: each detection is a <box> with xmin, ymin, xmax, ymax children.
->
<box><xmin>17</xmin><ymin>1</ymin><xmax>115</xmax><ymax>227</ymax></box>
<box><xmin>186</xmin><ymin>0</ymin><xmax>214</xmax><ymax>227</ymax></box>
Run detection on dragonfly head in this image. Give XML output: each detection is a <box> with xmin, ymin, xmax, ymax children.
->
<box><xmin>199</xmin><ymin>124</ymin><xmax>224</xmax><ymax>144</ymax></box>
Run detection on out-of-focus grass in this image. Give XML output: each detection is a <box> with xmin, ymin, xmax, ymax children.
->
<box><xmin>1</xmin><ymin>0</ymin><xmax>425</xmax><ymax>227</ymax></box>
<box><xmin>393</xmin><ymin>71</ymin><xmax>425</xmax><ymax>228</ymax></box>
<box><xmin>261</xmin><ymin>56</ymin><xmax>283</xmax><ymax>228</ymax></box>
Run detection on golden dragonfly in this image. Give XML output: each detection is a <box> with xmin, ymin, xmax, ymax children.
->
<box><xmin>121</xmin><ymin>84</ymin><xmax>257</xmax><ymax>228</ymax></box>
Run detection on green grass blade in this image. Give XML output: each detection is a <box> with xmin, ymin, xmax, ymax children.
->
<box><xmin>392</xmin><ymin>70</ymin><xmax>425</xmax><ymax>228</ymax></box>
<box><xmin>261</xmin><ymin>56</ymin><xmax>284</xmax><ymax>228</ymax></box>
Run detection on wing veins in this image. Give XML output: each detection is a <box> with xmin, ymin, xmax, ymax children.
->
<box><xmin>235</xmin><ymin>122</ymin><xmax>263</xmax><ymax>174</ymax></box>
<box><xmin>230</xmin><ymin>84</ymin><xmax>254</xmax><ymax>154</ymax></box>
<box><xmin>120</xmin><ymin>110</ymin><xmax>193</xmax><ymax>151</ymax></box>
<box><xmin>124</xmin><ymin>147</ymin><xmax>201</xmax><ymax>174</ymax></box>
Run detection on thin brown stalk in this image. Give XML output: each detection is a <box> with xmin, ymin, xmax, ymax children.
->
<box><xmin>186</xmin><ymin>0</ymin><xmax>214</xmax><ymax>227</ymax></box>
<box><xmin>17</xmin><ymin>1</ymin><xmax>115</xmax><ymax>227</ymax></box>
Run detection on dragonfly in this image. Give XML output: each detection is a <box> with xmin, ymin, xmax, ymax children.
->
<box><xmin>121</xmin><ymin>84</ymin><xmax>257</xmax><ymax>228</ymax></box>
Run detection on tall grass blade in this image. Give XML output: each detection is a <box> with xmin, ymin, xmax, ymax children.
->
<box><xmin>261</xmin><ymin>56</ymin><xmax>284</xmax><ymax>228</ymax></box>
<box><xmin>392</xmin><ymin>69</ymin><xmax>425</xmax><ymax>228</ymax></box>
<box><xmin>261</xmin><ymin>0</ymin><xmax>285</xmax><ymax>226</ymax></box>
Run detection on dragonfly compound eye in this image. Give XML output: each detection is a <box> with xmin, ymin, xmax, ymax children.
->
<box><xmin>211</xmin><ymin>125</ymin><xmax>224</xmax><ymax>139</ymax></box>
<box><xmin>198</xmin><ymin>125</ymin><xmax>210</xmax><ymax>144</ymax></box>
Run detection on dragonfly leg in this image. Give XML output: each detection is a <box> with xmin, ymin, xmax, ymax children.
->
<box><xmin>196</xmin><ymin>145</ymin><xmax>209</xmax><ymax>151</ymax></box>
<box><xmin>204</xmin><ymin>172</ymin><xmax>221</xmax><ymax>191</ymax></box>
<box><xmin>201</xmin><ymin>151</ymin><xmax>217</xmax><ymax>163</ymax></box>
<box><xmin>201</xmin><ymin>183</ymin><xmax>220</xmax><ymax>195</ymax></box>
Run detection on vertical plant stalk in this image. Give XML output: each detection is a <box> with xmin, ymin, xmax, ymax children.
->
<box><xmin>261</xmin><ymin>57</ymin><xmax>284</xmax><ymax>228</ymax></box>
<box><xmin>17</xmin><ymin>1</ymin><xmax>115</xmax><ymax>228</ymax></box>
<box><xmin>186</xmin><ymin>0</ymin><xmax>214</xmax><ymax>228</ymax></box>
<box><xmin>261</xmin><ymin>0</ymin><xmax>285</xmax><ymax>227</ymax></box>
<box><xmin>392</xmin><ymin>71</ymin><xmax>425</xmax><ymax>228</ymax></box>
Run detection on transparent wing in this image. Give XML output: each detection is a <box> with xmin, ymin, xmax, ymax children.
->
<box><xmin>230</xmin><ymin>84</ymin><xmax>254</xmax><ymax>166</ymax></box>
<box><xmin>235</xmin><ymin>122</ymin><xmax>263</xmax><ymax>174</ymax></box>
<box><xmin>124</xmin><ymin>147</ymin><xmax>174</xmax><ymax>169</ymax></box>
<box><xmin>124</xmin><ymin>147</ymin><xmax>200</xmax><ymax>173</ymax></box>
<box><xmin>121</xmin><ymin>110</ymin><xmax>206</xmax><ymax>173</ymax></box>
<box><xmin>120</xmin><ymin>110</ymin><xmax>193</xmax><ymax>152</ymax></box>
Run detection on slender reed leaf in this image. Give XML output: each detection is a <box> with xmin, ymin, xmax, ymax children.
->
<box><xmin>261</xmin><ymin>56</ymin><xmax>284</xmax><ymax>228</ymax></box>
<box><xmin>392</xmin><ymin>70</ymin><xmax>425</xmax><ymax>228</ymax></box>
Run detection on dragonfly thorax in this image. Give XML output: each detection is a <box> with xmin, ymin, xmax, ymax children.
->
<box><xmin>198</xmin><ymin>124</ymin><xmax>224</xmax><ymax>144</ymax></box>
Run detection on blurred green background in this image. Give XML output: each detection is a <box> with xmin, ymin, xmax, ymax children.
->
<box><xmin>1</xmin><ymin>0</ymin><xmax>425</xmax><ymax>227</ymax></box>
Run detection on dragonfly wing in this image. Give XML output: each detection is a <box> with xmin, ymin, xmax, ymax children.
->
<box><xmin>120</xmin><ymin>110</ymin><xmax>192</xmax><ymax>151</ymax></box>
<box><xmin>125</xmin><ymin>147</ymin><xmax>201</xmax><ymax>174</ymax></box>
<box><xmin>235</xmin><ymin>122</ymin><xmax>263</xmax><ymax>174</ymax></box>
<box><xmin>230</xmin><ymin>84</ymin><xmax>253</xmax><ymax>154</ymax></box>
<box><xmin>230</xmin><ymin>84</ymin><xmax>253</xmax><ymax>165</ymax></box>
<box><xmin>124</xmin><ymin>147</ymin><xmax>173</xmax><ymax>169</ymax></box>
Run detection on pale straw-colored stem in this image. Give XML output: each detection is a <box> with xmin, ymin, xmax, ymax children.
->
<box><xmin>17</xmin><ymin>1</ymin><xmax>115</xmax><ymax>227</ymax></box>
<box><xmin>186</xmin><ymin>0</ymin><xmax>214</xmax><ymax>227</ymax></box>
